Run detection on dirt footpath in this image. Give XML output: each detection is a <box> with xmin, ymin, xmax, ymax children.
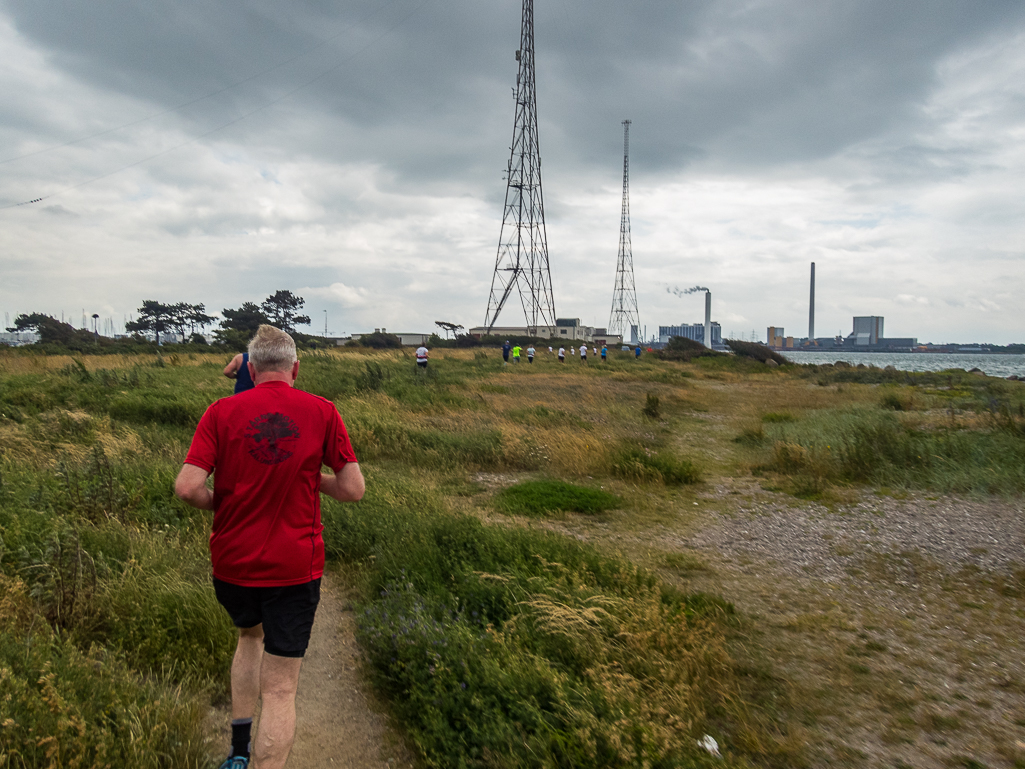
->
<box><xmin>288</xmin><ymin>573</ymin><xmax>416</xmax><ymax>769</ymax></box>
<box><xmin>209</xmin><ymin>572</ymin><xmax>416</xmax><ymax>768</ymax></box>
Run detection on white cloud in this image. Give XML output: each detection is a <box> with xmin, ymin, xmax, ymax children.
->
<box><xmin>303</xmin><ymin>282</ymin><xmax>370</xmax><ymax>308</ymax></box>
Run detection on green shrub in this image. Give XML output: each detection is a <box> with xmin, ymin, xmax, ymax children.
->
<box><xmin>321</xmin><ymin>481</ymin><xmax>740</xmax><ymax>769</ymax></box>
<box><xmin>880</xmin><ymin>389</ymin><xmax>915</xmax><ymax>411</ymax></box>
<box><xmin>656</xmin><ymin>336</ymin><xmax>724</xmax><ymax>362</ymax></box>
<box><xmin>493</xmin><ymin>480</ymin><xmax>620</xmax><ymax>517</ymax></box>
<box><xmin>762</xmin><ymin>411</ymin><xmax>797</xmax><ymax>423</ymax></box>
<box><xmin>353</xmin><ymin>331</ymin><xmax>402</xmax><ymax>348</ymax></box>
<box><xmin>611</xmin><ymin>445</ymin><xmax>702</xmax><ymax>485</ymax></box>
<box><xmin>724</xmin><ymin>339</ymin><xmax>788</xmax><ymax>365</ymax></box>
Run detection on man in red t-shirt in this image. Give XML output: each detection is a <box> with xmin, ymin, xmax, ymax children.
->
<box><xmin>175</xmin><ymin>325</ymin><xmax>364</xmax><ymax>769</ymax></box>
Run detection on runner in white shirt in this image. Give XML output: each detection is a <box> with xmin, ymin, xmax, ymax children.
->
<box><xmin>558</xmin><ymin>347</ymin><xmax>565</xmax><ymax>362</ymax></box>
<box><xmin>415</xmin><ymin>345</ymin><xmax>429</xmax><ymax>369</ymax></box>
<box><xmin>527</xmin><ymin>346</ymin><xmax>535</xmax><ymax>364</ymax></box>
<box><xmin>579</xmin><ymin>344</ymin><xmax>587</xmax><ymax>362</ymax></box>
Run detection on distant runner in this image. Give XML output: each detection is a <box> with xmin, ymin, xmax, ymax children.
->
<box><xmin>502</xmin><ymin>340</ymin><xmax>511</xmax><ymax>366</ymax></box>
<box><xmin>527</xmin><ymin>345</ymin><xmax>535</xmax><ymax>364</ymax></box>
<box><xmin>512</xmin><ymin>344</ymin><xmax>522</xmax><ymax>364</ymax></box>
<box><xmin>601</xmin><ymin>344</ymin><xmax>607</xmax><ymax>362</ymax></box>
<box><xmin>415</xmin><ymin>344</ymin><xmax>429</xmax><ymax>369</ymax></box>
<box><xmin>579</xmin><ymin>344</ymin><xmax>587</xmax><ymax>363</ymax></box>
<box><xmin>224</xmin><ymin>352</ymin><xmax>255</xmax><ymax>394</ymax></box>
<box><xmin>558</xmin><ymin>346</ymin><xmax>565</xmax><ymax>362</ymax></box>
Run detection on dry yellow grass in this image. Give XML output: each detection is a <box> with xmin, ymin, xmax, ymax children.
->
<box><xmin>0</xmin><ymin>350</ymin><xmax>230</xmax><ymax>374</ymax></box>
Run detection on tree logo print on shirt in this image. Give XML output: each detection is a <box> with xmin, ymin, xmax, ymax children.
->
<box><xmin>244</xmin><ymin>412</ymin><xmax>300</xmax><ymax>465</ymax></box>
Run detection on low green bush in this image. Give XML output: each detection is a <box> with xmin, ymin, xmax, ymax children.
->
<box><xmin>656</xmin><ymin>336</ymin><xmax>724</xmax><ymax>362</ymax></box>
<box><xmin>493</xmin><ymin>480</ymin><xmax>620</xmax><ymax>517</ymax></box>
<box><xmin>762</xmin><ymin>411</ymin><xmax>797</xmax><ymax>423</ymax></box>
<box><xmin>611</xmin><ymin>445</ymin><xmax>702</xmax><ymax>485</ymax></box>
<box><xmin>322</xmin><ymin>476</ymin><xmax>742</xmax><ymax>768</ymax></box>
<box><xmin>724</xmin><ymin>339</ymin><xmax>787</xmax><ymax>365</ymax></box>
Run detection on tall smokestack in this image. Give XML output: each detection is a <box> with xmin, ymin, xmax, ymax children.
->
<box><xmin>704</xmin><ymin>291</ymin><xmax>712</xmax><ymax>348</ymax></box>
<box><xmin>809</xmin><ymin>262</ymin><xmax>816</xmax><ymax>341</ymax></box>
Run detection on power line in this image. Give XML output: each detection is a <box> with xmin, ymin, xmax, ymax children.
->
<box><xmin>0</xmin><ymin>0</ymin><xmax>433</xmax><ymax>211</ymax></box>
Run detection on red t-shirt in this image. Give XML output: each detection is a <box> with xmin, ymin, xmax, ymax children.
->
<box><xmin>184</xmin><ymin>381</ymin><xmax>358</xmax><ymax>587</ymax></box>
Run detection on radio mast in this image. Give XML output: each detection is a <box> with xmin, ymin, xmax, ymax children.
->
<box><xmin>608</xmin><ymin>120</ymin><xmax>639</xmax><ymax>341</ymax></box>
<box><xmin>483</xmin><ymin>0</ymin><xmax>556</xmax><ymax>335</ymax></box>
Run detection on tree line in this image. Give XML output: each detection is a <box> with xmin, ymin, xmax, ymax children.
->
<box><xmin>5</xmin><ymin>290</ymin><xmax>314</xmax><ymax>351</ymax></box>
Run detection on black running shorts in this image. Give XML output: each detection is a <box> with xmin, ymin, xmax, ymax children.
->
<box><xmin>213</xmin><ymin>578</ymin><xmax>321</xmax><ymax>658</ymax></box>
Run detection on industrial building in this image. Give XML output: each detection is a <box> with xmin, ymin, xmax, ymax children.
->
<box><xmin>766</xmin><ymin>327</ymin><xmax>795</xmax><ymax>349</ymax></box>
<box><xmin>0</xmin><ymin>331</ymin><xmax>40</xmax><ymax>346</ymax></box>
<box><xmin>659</xmin><ymin>322</ymin><xmax>723</xmax><ymax>348</ymax></box>
<box><xmin>343</xmin><ymin>329</ymin><xmax>431</xmax><ymax>346</ymax></box>
<box><xmin>780</xmin><ymin>316</ymin><xmax>918</xmax><ymax>351</ymax></box>
<box><xmin>468</xmin><ymin>319</ymin><xmax>623</xmax><ymax>346</ymax></box>
<box><xmin>851</xmin><ymin>316</ymin><xmax>884</xmax><ymax>345</ymax></box>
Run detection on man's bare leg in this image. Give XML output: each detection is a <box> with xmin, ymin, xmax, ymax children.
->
<box><xmin>232</xmin><ymin>625</ymin><xmax>265</xmax><ymax>719</ymax></box>
<box><xmin>250</xmin><ymin>653</ymin><xmax>303</xmax><ymax>769</ymax></box>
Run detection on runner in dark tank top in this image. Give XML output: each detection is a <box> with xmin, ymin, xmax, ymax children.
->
<box><xmin>224</xmin><ymin>352</ymin><xmax>256</xmax><ymax>394</ymax></box>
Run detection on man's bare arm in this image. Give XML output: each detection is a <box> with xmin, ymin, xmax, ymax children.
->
<box><xmin>320</xmin><ymin>463</ymin><xmax>365</xmax><ymax>502</ymax></box>
<box><xmin>223</xmin><ymin>353</ymin><xmax>243</xmax><ymax>379</ymax></box>
<box><xmin>175</xmin><ymin>463</ymin><xmax>215</xmax><ymax>510</ymax></box>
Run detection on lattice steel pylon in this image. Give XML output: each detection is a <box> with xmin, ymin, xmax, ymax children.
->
<box><xmin>608</xmin><ymin>120</ymin><xmax>639</xmax><ymax>340</ymax></box>
<box><xmin>484</xmin><ymin>0</ymin><xmax>556</xmax><ymax>335</ymax></box>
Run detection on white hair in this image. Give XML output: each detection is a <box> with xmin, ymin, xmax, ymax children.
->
<box><xmin>248</xmin><ymin>325</ymin><xmax>297</xmax><ymax>373</ymax></box>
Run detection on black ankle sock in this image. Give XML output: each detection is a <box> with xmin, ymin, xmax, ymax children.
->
<box><xmin>230</xmin><ymin>718</ymin><xmax>252</xmax><ymax>758</ymax></box>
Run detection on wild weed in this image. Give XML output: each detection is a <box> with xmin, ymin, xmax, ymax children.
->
<box><xmin>642</xmin><ymin>391</ymin><xmax>662</xmax><ymax>419</ymax></box>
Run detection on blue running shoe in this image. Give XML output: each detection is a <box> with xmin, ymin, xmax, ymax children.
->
<box><xmin>218</xmin><ymin>756</ymin><xmax>249</xmax><ymax>769</ymax></box>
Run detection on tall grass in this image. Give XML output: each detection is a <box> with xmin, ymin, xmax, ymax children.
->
<box><xmin>761</xmin><ymin>407</ymin><xmax>1025</xmax><ymax>494</ymax></box>
<box><xmin>0</xmin><ymin>372</ymin><xmax>236</xmax><ymax>767</ymax></box>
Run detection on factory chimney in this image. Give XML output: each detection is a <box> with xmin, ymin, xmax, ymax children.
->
<box><xmin>704</xmin><ymin>291</ymin><xmax>712</xmax><ymax>348</ymax></box>
<box><xmin>808</xmin><ymin>262</ymin><xmax>815</xmax><ymax>342</ymax></box>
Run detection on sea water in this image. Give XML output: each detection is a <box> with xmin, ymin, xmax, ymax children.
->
<box><xmin>780</xmin><ymin>351</ymin><xmax>1025</xmax><ymax>378</ymax></box>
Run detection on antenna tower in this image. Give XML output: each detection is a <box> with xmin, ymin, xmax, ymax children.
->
<box><xmin>484</xmin><ymin>0</ymin><xmax>555</xmax><ymax>335</ymax></box>
<box><xmin>608</xmin><ymin>120</ymin><xmax>639</xmax><ymax>339</ymax></box>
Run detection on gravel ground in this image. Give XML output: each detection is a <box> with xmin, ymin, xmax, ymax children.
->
<box><xmin>667</xmin><ymin>480</ymin><xmax>1025</xmax><ymax>769</ymax></box>
<box><xmin>687</xmin><ymin>484</ymin><xmax>1024</xmax><ymax>581</ymax></box>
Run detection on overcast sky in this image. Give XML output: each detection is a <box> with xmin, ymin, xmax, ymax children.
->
<box><xmin>2</xmin><ymin>0</ymin><xmax>1024</xmax><ymax>343</ymax></box>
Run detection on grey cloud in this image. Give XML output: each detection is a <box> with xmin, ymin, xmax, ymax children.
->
<box><xmin>8</xmin><ymin>0</ymin><xmax>1024</xmax><ymax>189</ymax></box>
